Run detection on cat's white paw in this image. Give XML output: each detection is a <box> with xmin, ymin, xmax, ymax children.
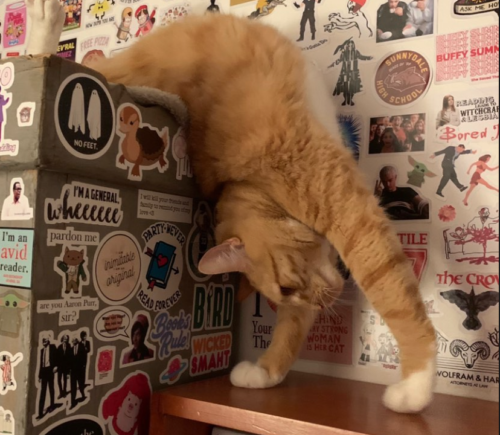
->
<box><xmin>230</xmin><ymin>361</ymin><xmax>284</xmax><ymax>389</ymax></box>
<box><xmin>26</xmin><ymin>0</ymin><xmax>65</xmax><ymax>55</ymax></box>
<box><xmin>382</xmin><ymin>363</ymin><xmax>435</xmax><ymax>413</ymax></box>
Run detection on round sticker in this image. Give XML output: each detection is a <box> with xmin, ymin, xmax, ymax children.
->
<box><xmin>374</xmin><ymin>50</ymin><xmax>431</xmax><ymax>107</ymax></box>
<box><xmin>0</xmin><ymin>64</ymin><xmax>14</xmax><ymax>87</ymax></box>
<box><xmin>93</xmin><ymin>232</ymin><xmax>142</xmax><ymax>305</ymax></box>
<box><xmin>54</xmin><ymin>73</ymin><xmax>115</xmax><ymax>159</ymax></box>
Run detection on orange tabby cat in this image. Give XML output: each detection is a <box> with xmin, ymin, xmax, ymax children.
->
<box><xmin>28</xmin><ymin>0</ymin><xmax>436</xmax><ymax>413</ymax></box>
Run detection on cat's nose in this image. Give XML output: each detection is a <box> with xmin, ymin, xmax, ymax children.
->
<box><xmin>280</xmin><ymin>287</ymin><xmax>295</xmax><ymax>296</ymax></box>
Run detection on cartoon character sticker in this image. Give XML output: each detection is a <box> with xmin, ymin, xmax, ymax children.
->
<box><xmin>54</xmin><ymin>246</ymin><xmax>89</xmax><ymax>298</ymax></box>
<box><xmin>0</xmin><ymin>62</ymin><xmax>19</xmax><ymax>157</ymax></box>
<box><xmin>0</xmin><ymin>292</ymin><xmax>29</xmax><ymax>337</ymax></box>
<box><xmin>248</xmin><ymin>0</ymin><xmax>287</xmax><ymax>20</ymax></box>
<box><xmin>116</xmin><ymin>103</ymin><xmax>169</xmax><ymax>180</ymax></box>
<box><xmin>62</xmin><ymin>0</ymin><xmax>83</xmax><ymax>31</ymax></box>
<box><xmin>406</xmin><ymin>156</ymin><xmax>437</xmax><ymax>188</ymax></box>
<box><xmin>100</xmin><ymin>371</ymin><xmax>152</xmax><ymax>435</ymax></box>
<box><xmin>135</xmin><ymin>5</ymin><xmax>156</xmax><ymax>37</ymax></box>
<box><xmin>115</xmin><ymin>7</ymin><xmax>133</xmax><ymax>43</ymax></box>
<box><xmin>16</xmin><ymin>102</ymin><xmax>35</xmax><ymax>127</ymax></box>
<box><xmin>323</xmin><ymin>0</ymin><xmax>373</xmax><ymax>38</ymax></box>
<box><xmin>0</xmin><ymin>351</ymin><xmax>22</xmax><ymax>394</ymax></box>
<box><xmin>172</xmin><ymin>127</ymin><xmax>192</xmax><ymax>180</ymax></box>
<box><xmin>3</xmin><ymin>2</ymin><xmax>26</xmax><ymax>48</ymax></box>
<box><xmin>159</xmin><ymin>355</ymin><xmax>188</xmax><ymax>385</ymax></box>
<box><xmin>87</xmin><ymin>0</ymin><xmax>116</xmax><ymax>21</ymax></box>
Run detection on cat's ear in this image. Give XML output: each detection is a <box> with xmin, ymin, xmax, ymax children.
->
<box><xmin>237</xmin><ymin>274</ymin><xmax>257</xmax><ymax>302</ymax></box>
<box><xmin>198</xmin><ymin>237</ymin><xmax>249</xmax><ymax>275</ymax></box>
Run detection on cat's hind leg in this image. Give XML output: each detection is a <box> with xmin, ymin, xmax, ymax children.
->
<box><xmin>26</xmin><ymin>0</ymin><xmax>65</xmax><ymax>55</ymax></box>
<box><xmin>231</xmin><ymin>304</ymin><xmax>315</xmax><ymax>388</ymax></box>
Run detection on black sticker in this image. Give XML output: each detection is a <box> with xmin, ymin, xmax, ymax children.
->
<box><xmin>55</xmin><ymin>73</ymin><xmax>115</xmax><ymax>160</ymax></box>
<box><xmin>41</xmin><ymin>417</ymin><xmax>104</xmax><ymax>435</ymax></box>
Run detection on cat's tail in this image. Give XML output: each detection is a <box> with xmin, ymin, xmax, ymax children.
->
<box><xmin>270</xmin><ymin>131</ymin><xmax>436</xmax><ymax>414</ymax></box>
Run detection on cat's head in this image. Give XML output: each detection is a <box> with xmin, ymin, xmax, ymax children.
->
<box><xmin>63</xmin><ymin>247</ymin><xmax>85</xmax><ymax>266</ymax></box>
<box><xmin>197</xmin><ymin>184</ymin><xmax>344</xmax><ymax>309</ymax></box>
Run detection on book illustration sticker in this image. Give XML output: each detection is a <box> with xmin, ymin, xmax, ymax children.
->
<box><xmin>93</xmin><ymin>232</ymin><xmax>142</xmax><ymax>305</ymax></box>
<box><xmin>137</xmin><ymin>222</ymin><xmax>184</xmax><ymax>312</ymax></box>
<box><xmin>54</xmin><ymin>73</ymin><xmax>115</xmax><ymax>160</ymax></box>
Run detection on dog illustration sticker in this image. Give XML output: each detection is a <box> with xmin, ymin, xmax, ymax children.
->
<box><xmin>116</xmin><ymin>103</ymin><xmax>169</xmax><ymax>181</ymax></box>
<box><xmin>54</xmin><ymin>73</ymin><xmax>115</xmax><ymax>159</ymax></box>
<box><xmin>375</xmin><ymin>50</ymin><xmax>431</xmax><ymax>107</ymax></box>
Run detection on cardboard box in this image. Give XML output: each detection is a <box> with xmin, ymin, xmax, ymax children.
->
<box><xmin>0</xmin><ymin>56</ymin><xmax>237</xmax><ymax>435</ymax></box>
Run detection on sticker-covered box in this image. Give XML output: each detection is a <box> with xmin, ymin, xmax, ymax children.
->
<box><xmin>0</xmin><ymin>56</ymin><xmax>237</xmax><ymax>435</ymax></box>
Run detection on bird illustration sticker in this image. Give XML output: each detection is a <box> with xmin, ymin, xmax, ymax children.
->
<box><xmin>54</xmin><ymin>73</ymin><xmax>115</xmax><ymax>160</ymax></box>
<box><xmin>115</xmin><ymin>103</ymin><xmax>169</xmax><ymax>181</ymax></box>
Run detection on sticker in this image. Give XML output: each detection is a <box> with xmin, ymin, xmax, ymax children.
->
<box><xmin>136</xmin><ymin>222</ymin><xmax>184</xmax><ymax>312</ymax></box>
<box><xmin>120</xmin><ymin>311</ymin><xmax>155</xmax><ymax>367</ymax></box>
<box><xmin>116</xmin><ymin>103</ymin><xmax>169</xmax><ymax>180</ymax></box>
<box><xmin>292</xmin><ymin>0</ymin><xmax>325</xmax><ymax>47</ymax></box>
<box><xmin>440</xmin><ymin>287</ymin><xmax>498</xmax><ymax>331</ymax></box>
<box><xmin>0</xmin><ymin>351</ymin><xmax>22</xmax><ymax>394</ymax></box>
<box><xmin>57</xmin><ymin>38</ymin><xmax>77</xmax><ymax>61</ymax></box>
<box><xmin>45</xmin><ymin>182</ymin><xmax>123</xmax><ymax>227</ymax></box>
<box><xmin>33</xmin><ymin>328</ymin><xmax>94</xmax><ymax>426</ymax></box>
<box><xmin>438</xmin><ymin>205</ymin><xmax>457</xmax><ymax>223</ymax></box>
<box><xmin>299</xmin><ymin>308</ymin><xmax>353</xmax><ymax>365</ymax></box>
<box><xmin>406</xmin><ymin>156</ymin><xmax>437</xmax><ymax>188</ymax></box>
<box><xmin>54</xmin><ymin>73</ymin><xmax>115</xmax><ymax>159</ymax></box>
<box><xmin>190</xmin><ymin>331</ymin><xmax>232</xmax><ymax>376</ymax></box>
<box><xmin>0</xmin><ymin>407</ymin><xmax>14</xmax><ymax>434</ymax></box>
<box><xmin>436</xmin><ymin>330</ymin><xmax>498</xmax><ymax>391</ymax></box>
<box><xmin>186</xmin><ymin>202</ymin><xmax>215</xmax><ymax>282</ymax></box>
<box><xmin>85</xmin><ymin>1</ymin><xmax>116</xmax><ymax>27</ymax></box>
<box><xmin>62</xmin><ymin>0</ymin><xmax>83</xmax><ymax>32</ymax></box>
<box><xmin>453</xmin><ymin>0</ymin><xmax>499</xmax><ymax>16</ymax></box>
<box><xmin>114</xmin><ymin>7</ymin><xmax>134</xmax><ymax>44</ymax></box>
<box><xmin>368</xmin><ymin>113</ymin><xmax>426</xmax><ymax>154</ymax></box>
<box><xmin>158</xmin><ymin>2</ymin><xmax>190</xmax><ymax>26</ymax></box>
<box><xmin>207</xmin><ymin>0</ymin><xmax>222</xmax><ymax>13</ymax></box>
<box><xmin>328</xmin><ymin>38</ymin><xmax>373</xmax><ymax>106</ymax></box>
<box><xmin>436</xmin><ymin>26</ymin><xmax>499</xmax><ymax>84</ymax></box>
<box><xmin>99</xmin><ymin>371</ymin><xmax>152</xmax><ymax>435</ymax></box>
<box><xmin>159</xmin><ymin>355</ymin><xmax>188</xmax><ymax>385</ymax></box>
<box><xmin>373</xmin><ymin>165</ymin><xmax>430</xmax><ymax>220</ymax></box>
<box><xmin>375</xmin><ymin>51</ymin><xmax>431</xmax><ymax>107</ymax></box>
<box><xmin>3</xmin><ymin>2</ymin><xmax>27</xmax><ymax>48</ymax></box>
<box><xmin>397</xmin><ymin>232</ymin><xmax>429</xmax><ymax>282</ymax></box>
<box><xmin>436</xmin><ymin>269</ymin><xmax>499</xmax><ymax>290</ymax></box>
<box><xmin>423</xmin><ymin>299</ymin><xmax>442</xmax><ymax>317</ymax></box>
<box><xmin>489</xmin><ymin>327</ymin><xmax>499</xmax><ymax>359</ymax></box>
<box><xmin>247</xmin><ymin>0</ymin><xmax>287</xmax><ymax>20</ymax></box>
<box><xmin>54</xmin><ymin>246</ymin><xmax>90</xmax><ymax>298</ymax></box>
<box><xmin>95</xmin><ymin>346</ymin><xmax>116</xmax><ymax>386</ymax></box>
<box><xmin>151</xmin><ymin>310</ymin><xmax>191</xmax><ymax>360</ymax></box>
<box><xmin>322</xmin><ymin>0</ymin><xmax>373</xmax><ymax>38</ymax></box>
<box><xmin>172</xmin><ymin>127</ymin><xmax>192</xmax><ymax>180</ymax></box>
<box><xmin>338</xmin><ymin>114</ymin><xmax>361</xmax><ymax>160</ymax></box>
<box><xmin>137</xmin><ymin>189</ymin><xmax>192</xmax><ymax>223</ymax></box>
<box><xmin>192</xmin><ymin>284</ymin><xmax>234</xmax><ymax>332</ymax></box>
<box><xmin>134</xmin><ymin>5</ymin><xmax>157</xmax><ymax>37</ymax></box>
<box><xmin>94</xmin><ymin>306</ymin><xmax>132</xmax><ymax>342</ymax></box>
<box><xmin>0</xmin><ymin>62</ymin><xmax>18</xmax><ymax>157</ymax></box>
<box><xmin>0</xmin><ymin>292</ymin><xmax>29</xmax><ymax>336</ymax></box>
<box><xmin>0</xmin><ymin>228</ymin><xmax>34</xmax><ymax>289</ymax></box>
<box><xmin>1</xmin><ymin>178</ymin><xmax>33</xmax><ymax>221</ymax></box>
<box><xmin>93</xmin><ymin>232</ymin><xmax>141</xmax><ymax>305</ymax></box>
<box><xmin>16</xmin><ymin>102</ymin><xmax>35</xmax><ymax>127</ymax></box>
<box><xmin>442</xmin><ymin>207</ymin><xmax>499</xmax><ymax>265</ymax></box>
<box><xmin>40</xmin><ymin>415</ymin><xmax>104</xmax><ymax>435</ymax></box>
<box><xmin>37</xmin><ymin>297</ymin><xmax>99</xmax><ymax>326</ymax></box>
<box><xmin>47</xmin><ymin>227</ymin><xmax>100</xmax><ymax>247</ymax></box>
<box><xmin>430</xmin><ymin>144</ymin><xmax>481</xmax><ymax>200</ymax></box>
<box><xmin>79</xmin><ymin>36</ymin><xmax>110</xmax><ymax>66</ymax></box>
<box><xmin>376</xmin><ymin>0</ymin><xmax>434</xmax><ymax>43</ymax></box>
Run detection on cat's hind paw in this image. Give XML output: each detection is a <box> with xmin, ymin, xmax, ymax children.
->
<box><xmin>230</xmin><ymin>361</ymin><xmax>283</xmax><ymax>389</ymax></box>
<box><xmin>382</xmin><ymin>364</ymin><xmax>434</xmax><ymax>413</ymax></box>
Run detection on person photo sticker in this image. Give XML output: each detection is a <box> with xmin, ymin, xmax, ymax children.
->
<box><xmin>54</xmin><ymin>73</ymin><xmax>115</xmax><ymax>160</ymax></box>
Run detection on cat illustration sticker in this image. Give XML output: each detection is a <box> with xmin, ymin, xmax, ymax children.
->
<box><xmin>0</xmin><ymin>62</ymin><xmax>19</xmax><ymax>157</ymax></box>
<box><xmin>99</xmin><ymin>371</ymin><xmax>152</xmax><ymax>435</ymax></box>
<box><xmin>0</xmin><ymin>351</ymin><xmax>23</xmax><ymax>395</ymax></box>
<box><xmin>54</xmin><ymin>246</ymin><xmax>90</xmax><ymax>298</ymax></box>
<box><xmin>54</xmin><ymin>73</ymin><xmax>115</xmax><ymax>160</ymax></box>
<box><xmin>116</xmin><ymin>103</ymin><xmax>169</xmax><ymax>181</ymax></box>
<box><xmin>375</xmin><ymin>50</ymin><xmax>431</xmax><ymax>107</ymax></box>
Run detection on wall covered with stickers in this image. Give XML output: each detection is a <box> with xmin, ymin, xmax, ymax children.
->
<box><xmin>0</xmin><ymin>0</ymin><xmax>498</xmax><ymax>434</ymax></box>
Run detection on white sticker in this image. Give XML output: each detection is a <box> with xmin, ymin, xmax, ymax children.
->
<box><xmin>47</xmin><ymin>227</ymin><xmax>100</xmax><ymax>247</ymax></box>
<box><xmin>93</xmin><ymin>232</ymin><xmax>142</xmax><ymax>305</ymax></box>
<box><xmin>119</xmin><ymin>311</ymin><xmax>156</xmax><ymax>368</ymax></box>
<box><xmin>0</xmin><ymin>406</ymin><xmax>14</xmax><ymax>435</ymax></box>
<box><xmin>0</xmin><ymin>62</ymin><xmax>19</xmax><ymax>157</ymax></box>
<box><xmin>95</xmin><ymin>346</ymin><xmax>116</xmax><ymax>386</ymax></box>
<box><xmin>45</xmin><ymin>182</ymin><xmax>123</xmax><ymax>227</ymax></box>
<box><xmin>94</xmin><ymin>306</ymin><xmax>132</xmax><ymax>342</ymax></box>
<box><xmin>16</xmin><ymin>102</ymin><xmax>35</xmax><ymax>127</ymax></box>
<box><xmin>53</xmin><ymin>245</ymin><xmax>91</xmax><ymax>299</ymax></box>
<box><xmin>37</xmin><ymin>297</ymin><xmax>99</xmax><ymax>326</ymax></box>
<box><xmin>137</xmin><ymin>189</ymin><xmax>192</xmax><ymax>223</ymax></box>
<box><xmin>0</xmin><ymin>351</ymin><xmax>23</xmax><ymax>395</ymax></box>
<box><xmin>171</xmin><ymin>127</ymin><xmax>192</xmax><ymax>180</ymax></box>
<box><xmin>1</xmin><ymin>178</ymin><xmax>33</xmax><ymax>221</ymax></box>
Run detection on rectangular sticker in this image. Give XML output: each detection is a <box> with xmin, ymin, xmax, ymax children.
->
<box><xmin>137</xmin><ymin>189</ymin><xmax>192</xmax><ymax>223</ymax></box>
<box><xmin>0</xmin><ymin>228</ymin><xmax>34</xmax><ymax>289</ymax></box>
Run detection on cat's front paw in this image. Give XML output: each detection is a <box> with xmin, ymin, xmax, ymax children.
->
<box><xmin>230</xmin><ymin>361</ymin><xmax>284</xmax><ymax>389</ymax></box>
<box><xmin>382</xmin><ymin>364</ymin><xmax>434</xmax><ymax>413</ymax></box>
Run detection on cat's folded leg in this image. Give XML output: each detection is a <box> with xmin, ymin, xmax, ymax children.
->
<box><xmin>230</xmin><ymin>303</ymin><xmax>316</xmax><ymax>389</ymax></box>
<box><xmin>26</xmin><ymin>0</ymin><xmax>65</xmax><ymax>55</ymax></box>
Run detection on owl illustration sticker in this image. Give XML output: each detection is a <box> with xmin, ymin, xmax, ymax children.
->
<box><xmin>374</xmin><ymin>50</ymin><xmax>431</xmax><ymax>107</ymax></box>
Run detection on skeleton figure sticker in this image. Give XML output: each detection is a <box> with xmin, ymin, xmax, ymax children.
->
<box><xmin>54</xmin><ymin>73</ymin><xmax>115</xmax><ymax>160</ymax></box>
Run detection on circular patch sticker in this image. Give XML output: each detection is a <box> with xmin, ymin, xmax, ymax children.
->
<box><xmin>93</xmin><ymin>232</ymin><xmax>142</xmax><ymax>305</ymax></box>
<box><xmin>55</xmin><ymin>73</ymin><xmax>115</xmax><ymax>159</ymax></box>
<box><xmin>375</xmin><ymin>50</ymin><xmax>431</xmax><ymax>107</ymax></box>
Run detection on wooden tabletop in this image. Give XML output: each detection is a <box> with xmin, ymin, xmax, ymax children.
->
<box><xmin>151</xmin><ymin>371</ymin><xmax>499</xmax><ymax>435</ymax></box>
